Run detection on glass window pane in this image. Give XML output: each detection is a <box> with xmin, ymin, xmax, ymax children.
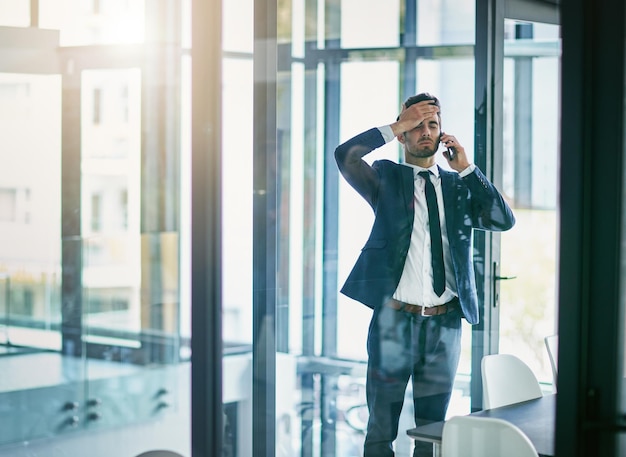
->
<box><xmin>288</xmin><ymin>62</ymin><xmax>306</xmax><ymax>353</ymax></box>
<box><xmin>81</xmin><ymin>68</ymin><xmax>143</xmax><ymax>336</ymax></box>
<box><xmin>179</xmin><ymin>55</ymin><xmax>192</xmax><ymax>342</ymax></box>
<box><xmin>340</xmin><ymin>0</ymin><xmax>400</xmax><ymax>48</ymax></box>
<box><xmin>221</xmin><ymin>56</ymin><xmax>254</xmax><ymax>457</ymax></box>
<box><xmin>222</xmin><ymin>57</ymin><xmax>254</xmax><ymax>345</ymax></box>
<box><xmin>417</xmin><ymin>0</ymin><xmax>475</xmax><ymax>46</ymax></box>
<box><xmin>0</xmin><ymin>4</ymin><xmax>190</xmax><ymax>454</ymax></box>
<box><xmin>337</xmin><ymin>60</ymin><xmax>400</xmax><ymax>361</ymax></box>
<box><xmin>291</xmin><ymin>0</ymin><xmax>306</xmax><ymax>58</ymax></box>
<box><xmin>223</xmin><ymin>0</ymin><xmax>253</xmax><ymax>53</ymax></box>
<box><xmin>415</xmin><ymin>58</ymin><xmax>476</xmax><ymax>167</ymax></box>
<box><xmin>499</xmin><ymin>19</ymin><xmax>561</xmax><ymax>386</ymax></box>
<box><xmin>0</xmin><ymin>73</ymin><xmax>62</xmax><ymax>352</ymax></box>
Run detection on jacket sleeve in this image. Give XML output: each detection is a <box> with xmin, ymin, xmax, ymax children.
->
<box><xmin>334</xmin><ymin>128</ymin><xmax>387</xmax><ymax>208</ymax></box>
<box><xmin>463</xmin><ymin>167</ymin><xmax>516</xmax><ymax>231</ymax></box>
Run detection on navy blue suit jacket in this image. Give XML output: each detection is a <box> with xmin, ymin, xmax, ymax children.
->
<box><xmin>334</xmin><ymin>128</ymin><xmax>515</xmax><ymax>325</ymax></box>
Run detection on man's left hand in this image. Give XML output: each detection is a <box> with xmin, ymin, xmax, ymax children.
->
<box><xmin>440</xmin><ymin>132</ymin><xmax>470</xmax><ymax>172</ymax></box>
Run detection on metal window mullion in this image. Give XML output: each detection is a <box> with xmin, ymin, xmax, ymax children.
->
<box><xmin>190</xmin><ymin>0</ymin><xmax>223</xmax><ymax>455</ymax></box>
<box><xmin>320</xmin><ymin>50</ymin><xmax>341</xmax><ymax>457</ymax></box>
<box><xmin>252</xmin><ymin>0</ymin><xmax>279</xmax><ymax>456</ymax></box>
<box><xmin>471</xmin><ymin>0</ymin><xmax>505</xmax><ymax>412</ymax></box>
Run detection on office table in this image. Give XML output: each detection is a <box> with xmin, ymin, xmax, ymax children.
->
<box><xmin>406</xmin><ymin>394</ymin><xmax>555</xmax><ymax>457</ymax></box>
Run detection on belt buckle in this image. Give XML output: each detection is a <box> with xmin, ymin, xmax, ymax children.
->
<box><xmin>420</xmin><ymin>305</ymin><xmax>429</xmax><ymax>317</ymax></box>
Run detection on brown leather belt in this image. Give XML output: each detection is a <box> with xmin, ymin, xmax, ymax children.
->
<box><xmin>386</xmin><ymin>297</ymin><xmax>460</xmax><ymax>316</ymax></box>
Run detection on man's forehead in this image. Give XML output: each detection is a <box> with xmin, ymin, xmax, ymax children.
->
<box><xmin>422</xmin><ymin>114</ymin><xmax>440</xmax><ymax>123</ymax></box>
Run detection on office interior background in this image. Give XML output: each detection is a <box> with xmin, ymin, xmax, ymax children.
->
<box><xmin>0</xmin><ymin>0</ymin><xmax>623</xmax><ymax>456</ymax></box>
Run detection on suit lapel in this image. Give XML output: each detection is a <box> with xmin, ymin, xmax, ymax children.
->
<box><xmin>440</xmin><ymin>168</ymin><xmax>457</xmax><ymax>236</ymax></box>
<box><xmin>400</xmin><ymin>164</ymin><xmax>415</xmax><ymax>223</ymax></box>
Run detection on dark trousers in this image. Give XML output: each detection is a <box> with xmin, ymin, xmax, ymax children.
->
<box><xmin>363</xmin><ymin>304</ymin><xmax>462</xmax><ymax>457</ymax></box>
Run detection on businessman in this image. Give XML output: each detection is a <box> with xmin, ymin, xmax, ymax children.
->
<box><xmin>334</xmin><ymin>93</ymin><xmax>515</xmax><ymax>457</ymax></box>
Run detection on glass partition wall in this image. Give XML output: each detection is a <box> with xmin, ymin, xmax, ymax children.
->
<box><xmin>0</xmin><ymin>2</ymin><xmax>190</xmax><ymax>456</ymax></box>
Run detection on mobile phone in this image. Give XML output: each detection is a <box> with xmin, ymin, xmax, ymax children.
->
<box><xmin>440</xmin><ymin>132</ymin><xmax>456</xmax><ymax>161</ymax></box>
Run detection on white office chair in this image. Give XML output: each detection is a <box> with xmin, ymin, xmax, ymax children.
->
<box><xmin>481</xmin><ymin>353</ymin><xmax>543</xmax><ymax>409</ymax></box>
<box><xmin>135</xmin><ymin>451</ymin><xmax>184</xmax><ymax>457</ymax></box>
<box><xmin>441</xmin><ymin>415</ymin><xmax>539</xmax><ymax>457</ymax></box>
<box><xmin>544</xmin><ymin>334</ymin><xmax>558</xmax><ymax>390</ymax></box>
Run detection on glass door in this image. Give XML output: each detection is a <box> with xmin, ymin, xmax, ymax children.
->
<box><xmin>498</xmin><ymin>16</ymin><xmax>561</xmax><ymax>387</ymax></box>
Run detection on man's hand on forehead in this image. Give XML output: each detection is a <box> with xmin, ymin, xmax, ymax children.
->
<box><xmin>392</xmin><ymin>99</ymin><xmax>440</xmax><ymax>136</ymax></box>
<box><xmin>398</xmin><ymin>101</ymin><xmax>439</xmax><ymax>128</ymax></box>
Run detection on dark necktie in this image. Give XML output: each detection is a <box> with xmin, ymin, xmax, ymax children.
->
<box><xmin>418</xmin><ymin>171</ymin><xmax>445</xmax><ymax>296</ymax></box>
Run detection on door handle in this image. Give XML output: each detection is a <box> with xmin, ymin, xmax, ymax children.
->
<box><xmin>495</xmin><ymin>275</ymin><xmax>517</xmax><ymax>280</ymax></box>
<box><xmin>492</xmin><ymin>262</ymin><xmax>516</xmax><ymax>308</ymax></box>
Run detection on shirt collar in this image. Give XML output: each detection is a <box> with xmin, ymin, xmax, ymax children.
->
<box><xmin>403</xmin><ymin>163</ymin><xmax>440</xmax><ymax>179</ymax></box>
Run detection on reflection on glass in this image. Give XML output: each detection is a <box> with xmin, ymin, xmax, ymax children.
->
<box><xmin>0</xmin><ymin>72</ymin><xmax>81</xmax><ymax>447</ymax></box>
<box><xmin>0</xmin><ymin>73</ymin><xmax>62</xmax><ymax>351</ymax></box>
<box><xmin>0</xmin><ymin>2</ymin><xmax>192</xmax><ymax>455</ymax></box>
<box><xmin>81</xmin><ymin>68</ymin><xmax>142</xmax><ymax>340</ymax></box>
<box><xmin>337</xmin><ymin>60</ymin><xmax>400</xmax><ymax>363</ymax></box>
<box><xmin>82</xmin><ymin>233</ymin><xmax>180</xmax><ymax>360</ymax></box>
<box><xmin>0</xmin><ymin>26</ymin><xmax>184</xmax><ymax>455</ymax></box>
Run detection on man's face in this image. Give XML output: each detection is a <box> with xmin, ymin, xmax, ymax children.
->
<box><xmin>400</xmin><ymin>114</ymin><xmax>441</xmax><ymax>159</ymax></box>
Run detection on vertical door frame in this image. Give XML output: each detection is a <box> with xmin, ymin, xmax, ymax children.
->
<box><xmin>558</xmin><ymin>0</ymin><xmax>626</xmax><ymax>455</ymax></box>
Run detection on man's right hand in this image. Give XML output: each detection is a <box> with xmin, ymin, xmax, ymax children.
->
<box><xmin>391</xmin><ymin>101</ymin><xmax>440</xmax><ymax>136</ymax></box>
